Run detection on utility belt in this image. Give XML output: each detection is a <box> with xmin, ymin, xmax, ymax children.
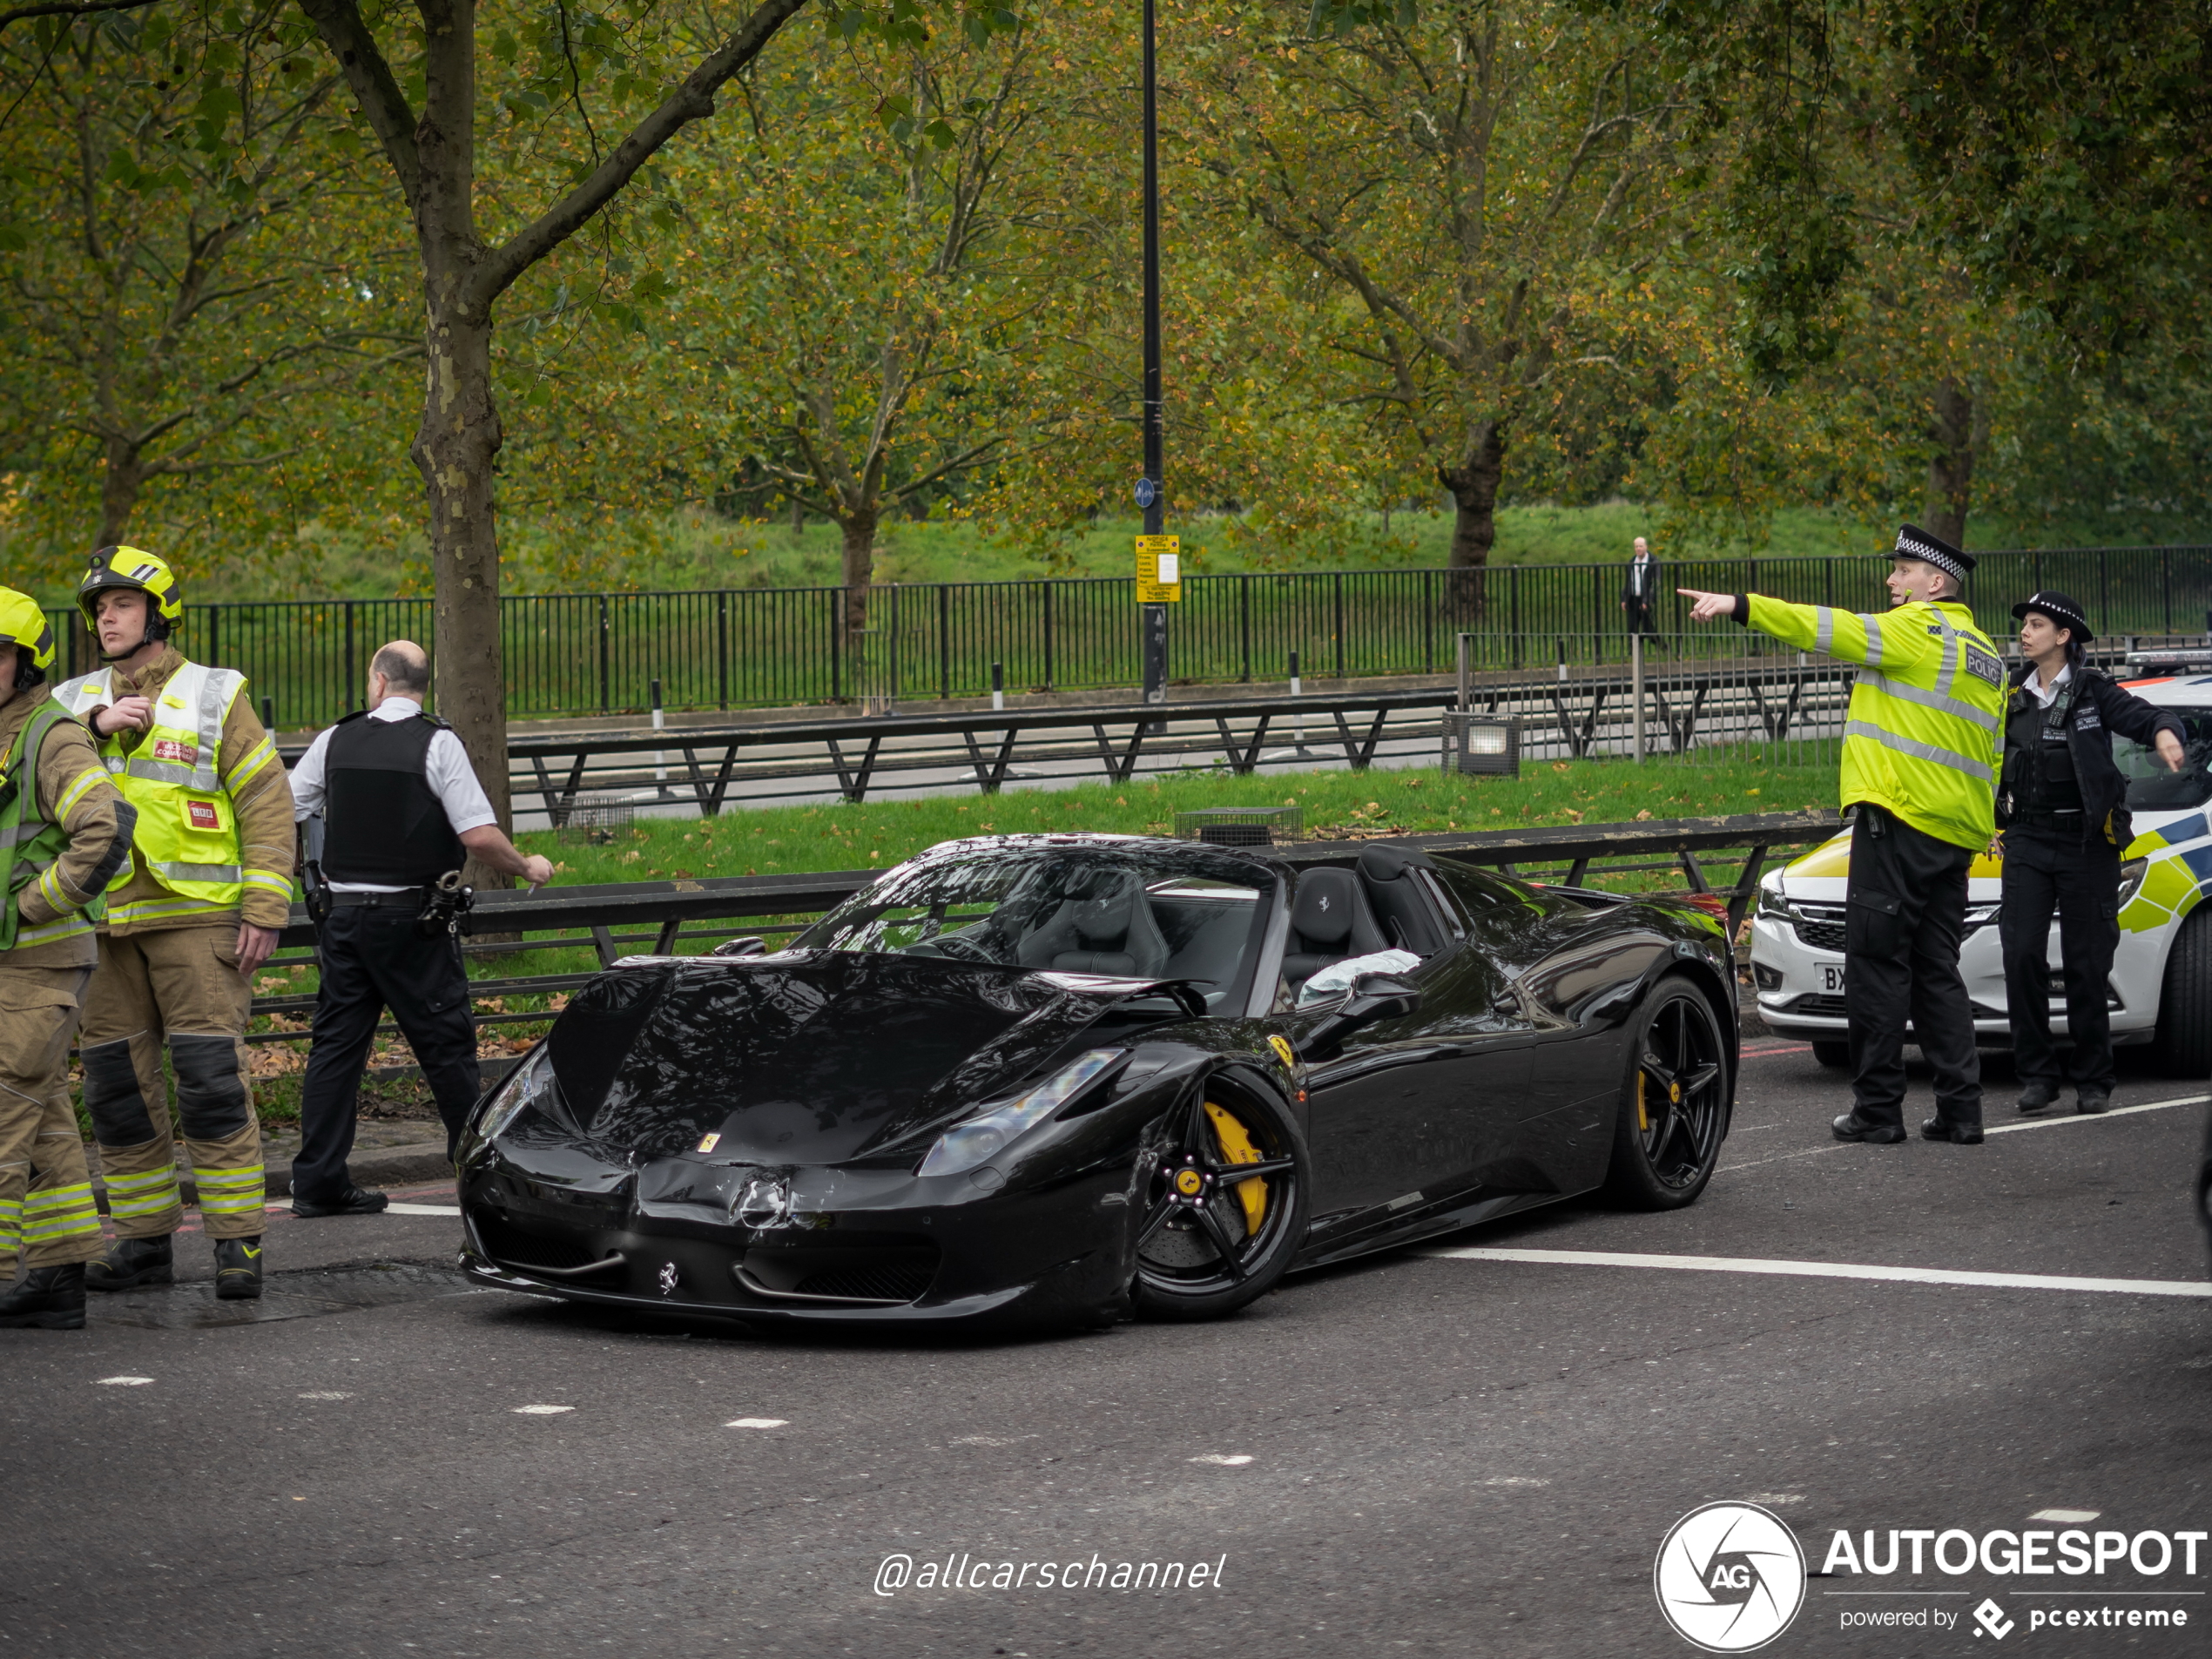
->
<box><xmin>324</xmin><ymin>869</ymin><xmax>474</xmax><ymax>937</ymax></box>
<box><xmin>2009</xmin><ymin>807</ymin><xmax>2084</xmax><ymax>830</ymax></box>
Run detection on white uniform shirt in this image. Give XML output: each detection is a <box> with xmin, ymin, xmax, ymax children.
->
<box><xmin>2027</xmin><ymin>663</ymin><xmax>2074</xmax><ymax>709</ymax></box>
<box><xmin>290</xmin><ymin>697</ymin><xmax>497</xmax><ymax>893</ymax></box>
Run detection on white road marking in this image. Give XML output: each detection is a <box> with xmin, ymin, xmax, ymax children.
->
<box><xmin>1190</xmin><ymin>1453</ymin><xmax>1253</xmax><ymax>1467</ymax></box>
<box><xmin>1481</xmin><ymin>1476</ymin><xmax>1548</xmax><ymax>1487</ymax></box>
<box><xmin>512</xmin><ymin>1404</ymin><xmax>574</xmax><ymax>1414</ymax></box>
<box><xmin>1722</xmin><ymin>1090</ymin><xmax>2211</xmax><ymax>1171</ymax></box>
<box><xmin>1746</xmin><ymin>1493</ymin><xmax>1806</xmax><ymax>1505</ymax></box>
<box><xmin>2029</xmin><ymin>1508</ymin><xmax>2101</xmax><ymax>1524</ymax></box>
<box><xmin>725</xmin><ymin>1417</ymin><xmax>787</xmax><ymax>1429</ymax></box>
<box><xmin>298</xmin><ymin>1391</ymin><xmax>354</xmax><ymax>1400</ymax></box>
<box><xmin>1417</xmin><ymin>1245</ymin><xmax>2212</xmax><ymax>1298</ymax></box>
<box><xmin>383</xmin><ymin>1203</ymin><xmax>462</xmax><ymax>1216</ymax></box>
<box><xmin>96</xmin><ymin>1376</ymin><xmax>153</xmax><ymax>1386</ymax></box>
<box><xmin>1984</xmin><ymin>1093</ymin><xmax>2210</xmax><ymax>1133</ymax></box>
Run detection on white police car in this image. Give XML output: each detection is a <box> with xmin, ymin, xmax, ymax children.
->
<box><xmin>1750</xmin><ymin>662</ymin><xmax>2212</xmax><ymax>1071</ymax></box>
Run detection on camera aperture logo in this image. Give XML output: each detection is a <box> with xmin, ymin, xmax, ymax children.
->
<box><xmin>1655</xmin><ymin>1502</ymin><xmax>1808</xmax><ymax>1653</ymax></box>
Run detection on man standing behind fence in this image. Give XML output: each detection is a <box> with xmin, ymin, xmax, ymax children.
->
<box><xmin>1680</xmin><ymin>526</ymin><xmax>2006</xmax><ymax>1145</ymax></box>
<box><xmin>287</xmin><ymin>642</ymin><xmax>553</xmax><ymax>1214</ymax></box>
<box><xmin>1622</xmin><ymin>536</ymin><xmax>1666</xmax><ymax>649</ymax></box>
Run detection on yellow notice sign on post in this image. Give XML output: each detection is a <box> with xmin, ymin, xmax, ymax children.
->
<box><xmin>1135</xmin><ymin>535</ymin><xmax>1182</xmax><ymax>604</ymax></box>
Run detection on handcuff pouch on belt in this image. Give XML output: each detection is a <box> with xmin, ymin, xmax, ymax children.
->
<box><xmin>417</xmin><ymin>869</ymin><xmax>475</xmax><ymax>939</ymax></box>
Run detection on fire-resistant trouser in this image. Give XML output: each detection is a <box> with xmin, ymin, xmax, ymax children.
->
<box><xmin>78</xmin><ymin>925</ymin><xmax>265</xmax><ymax>1240</ymax></box>
<box><xmin>2000</xmin><ymin>823</ymin><xmax>2122</xmax><ymax>1093</ymax></box>
<box><xmin>1844</xmin><ymin>804</ymin><xmax>1983</xmax><ymax>1130</ymax></box>
<box><xmin>0</xmin><ymin>966</ymin><xmax>102</xmax><ymax>1274</ymax></box>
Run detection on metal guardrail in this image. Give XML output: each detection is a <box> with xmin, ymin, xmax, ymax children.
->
<box><xmin>61</xmin><ymin>543</ymin><xmax>2212</xmax><ymax>725</ymax></box>
<box><xmin>269</xmin><ymin>653</ymin><xmax>1861</xmax><ymax>820</ymax></box>
<box><xmin>247</xmin><ymin>808</ymin><xmax>1841</xmax><ymax>1051</ymax></box>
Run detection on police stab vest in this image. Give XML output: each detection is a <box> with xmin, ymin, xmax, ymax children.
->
<box><xmin>320</xmin><ymin>711</ymin><xmax>466</xmax><ymax>887</ymax></box>
<box><xmin>0</xmin><ymin>702</ymin><xmax>111</xmax><ymax>952</ymax></box>
<box><xmin>53</xmin><ymin>659</ymin><xmax>254</xmax><ymax>923</ymax></box>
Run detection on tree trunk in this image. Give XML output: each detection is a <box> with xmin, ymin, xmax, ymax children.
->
<box><xmin>97</xmin><ymin>440</ymin><xmax>144</xmax><ymax>545</ymax></box>
<box><xmin>416</xmin><ymin>295</ymin><xmax>511</xmax><ymax>883</ymax></box>
<box><xmin>1438</xmin><ymin>421</ymin><xmax>1506</xmax><ymax>622</ymax></box>
<box><xmin>1925</xmin><ymin>377</ymin><xmax>1978</xmax><ymax>548</ymax></box>
<box><xmin>840</xmin><ymin>508</ymin><xmax>879</xmax><ymax>701</ymax></box>
<box><xmin>789</xmin><ymin>494</ymin><xmax>806</xmax><ymax>538</ymax></box>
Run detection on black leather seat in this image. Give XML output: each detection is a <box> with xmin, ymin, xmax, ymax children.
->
<box><xmin>1015</xmin><ymin>873</ymin><xmax>1171</xmax><ymax>977</ymax></box>
<box><xmin>1282</xmin><ymin>867</ymin><xmax>1389</xmax><ymax>987</ymax></box>
<box><xmin>1357</xmin><ymin>843</ymin><xmax>1446</xmax><ymax>957</ymax></box>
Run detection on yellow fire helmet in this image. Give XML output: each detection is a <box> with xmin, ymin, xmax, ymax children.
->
<box><xmin>78</xmin><ymin>544</ymin><xmax>183</xmax><ymax>643</ymax></box>
<box><xmin>0</xmin><ymin>587</ymin><xmax>56</xmax><ymax>685</ymax></box>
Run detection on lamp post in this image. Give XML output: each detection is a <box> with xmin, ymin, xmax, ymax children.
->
<box><xmin>1137</xmin><ymin>0</ymin><xmax>1168</xmax><ymax>706</ymax></box>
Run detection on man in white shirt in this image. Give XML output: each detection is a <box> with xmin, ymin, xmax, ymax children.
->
<box><xmin>287</xmin><ymin>640</ymin><xmax>553</xmax><ymax>1215</ymax></box>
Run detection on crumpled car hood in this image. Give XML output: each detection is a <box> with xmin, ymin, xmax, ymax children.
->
<box><xmin>545</xmin><ymin>951</ymin><xmax>1148</xmax><ymax>1163</ymax></box>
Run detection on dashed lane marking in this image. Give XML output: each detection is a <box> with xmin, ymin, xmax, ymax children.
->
<box><xmin>1416</xmin><ymin>1245</ymin><xmax>2212</xmax><ymax>1299</ymax></box>
<box><xmin>384</xmin><ymin>1203</ymin><xmax>462</xmax><ymax>1216</ymax></box>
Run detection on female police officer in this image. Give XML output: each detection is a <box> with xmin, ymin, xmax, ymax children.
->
<box><xmin>1996</xmin><ymin>591</ymin><xmax>2188</xmax><ymax>1116</ymax></box>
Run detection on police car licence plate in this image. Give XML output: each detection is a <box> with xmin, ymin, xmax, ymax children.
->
<box><xmin>1821</xmin><ymin>964</ymin><xmax>1847</xmax><ymax>993</ymax></box>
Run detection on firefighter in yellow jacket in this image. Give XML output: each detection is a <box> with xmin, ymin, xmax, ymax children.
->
<box><xmin>1682</xmin><ymin>525</ymin><xmax>2006</xmax><ymax>1145</ymax></box>
<box><xmin>0</xmin><ymin>590</ymin><xmax>135</xmax><ymax>1329</ymax></box>
<box><xmin>54</xmin><ymin>549</ymin><xmax>294</xmax><ymax>1300</ymax></box>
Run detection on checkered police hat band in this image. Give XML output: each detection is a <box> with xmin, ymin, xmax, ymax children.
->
<box><xmin>1894</xmin><ymin>529</ymin><xmax>1966</xmax><ymax>581</ymax></box>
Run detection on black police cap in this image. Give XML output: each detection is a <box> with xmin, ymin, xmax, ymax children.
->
<box><xmin>2011</xmin><ymin>590</ymin><xmax>2094</xmax><ymax>644</ymax></box>
<box><xmin>1893</xmin><ymin>523</ymin><xmax>1973</xmax><ymax>583</ymax></box>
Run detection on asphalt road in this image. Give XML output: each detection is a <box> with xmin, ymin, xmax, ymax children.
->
<box><xmin>5</xmin><ymin>1044</ymin><xmax>2209</xmax><ymax>1659</ymax></box>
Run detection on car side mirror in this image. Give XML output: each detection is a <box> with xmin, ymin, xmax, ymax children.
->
<box><xmin>1298</xmin><ymin>972</ymin><xmax>1421</xmax><ymax>1059</ymax></box>
<box><xmin>711</xmin><ymin>936</ymin><xmax>767</xmax><ymax>958</ymax></box>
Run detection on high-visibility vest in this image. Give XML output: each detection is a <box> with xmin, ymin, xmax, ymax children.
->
<box><xmin>0</xmin><ymin>702</ymin><xmax>111</xmax><ymax>952</ymax></box>
<box><xmin>52</xmin><ymin>660</ymin><xmax>280</xmax><ymax>926</ymax></box>
<box><xmin>1746</xmin><ymin>596</ymin><xmax>2006</xmax><ymax>851</ymax></box>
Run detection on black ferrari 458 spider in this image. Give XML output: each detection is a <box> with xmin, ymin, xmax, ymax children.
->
<box><xmin>457</xmin><ymin>833</ymin><xmax>1737</xmax><ymax>1327</ymax></box>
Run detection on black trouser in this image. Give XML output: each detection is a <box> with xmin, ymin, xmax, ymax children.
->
<box><xmin>1844</xmin><ymin>806</ymin><xmax>1981</xmax><ymax>1127</ymax></box>
<box><xmin>2000</xmin><ymin>822</ymin><xmax>2121</xmax><ymax>1091</ymax></box>
<box><xmin>293</xmin><ymin>901</ymin><xmax>480</xmax><ymax>1201</ymax></box>
<box><xmin>1625</xmin><ymin>601</ymin><xmax>1667</xmax><ymax>648</ymax></box>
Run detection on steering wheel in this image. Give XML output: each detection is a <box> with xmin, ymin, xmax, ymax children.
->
<box><xmin>929</xmin><ymin>930</ymin><xmax>1000</xmax><ymax>965</ymax></box>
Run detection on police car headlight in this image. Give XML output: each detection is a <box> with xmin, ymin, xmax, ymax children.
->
<box><xmin>2117</xmin><ymin>857</ymin><xmax>2150</xmax><ymax>912</ymax></box>
<box><xmin>1756</xmin><ymin>886</ymin><xmax>1796</xmax><ymax>924</ymax></box>
<box><xmin>472</xmin><ymin>1044</ymin><xmax>562</xmax><ymax>1147</ymax></box>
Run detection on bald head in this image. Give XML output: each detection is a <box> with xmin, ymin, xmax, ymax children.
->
<box><xmin>369</xmin><ymin>639</ymin><xmax>430</xmax><ymax>704</ymax></box>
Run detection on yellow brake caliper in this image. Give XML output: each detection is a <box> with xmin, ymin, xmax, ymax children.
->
<box><xmin>1202</xmin><ymin>1102</ymin><xmax>1268</xmax><ymax>1236</ymax></box>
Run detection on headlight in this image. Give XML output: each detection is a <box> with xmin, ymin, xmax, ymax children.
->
<box><xmin>2117</xmin><ymin>857</ymin><xmax>2150</xmax><ymax>912</ymax></box>
<box><xmin>1756</xmin><ymin>885</ymin><xmax>1796</xmax><ymax>923</ymax></box>
<box><xmin>917</xmin><ymin>1049</ymin><xmax>1123</xmax><ymax>1177</ymax></box>
<box><xmin>472</xmin><ymin>1045</ymin><xmax>559</xmax><ymax>1148</ymax></box>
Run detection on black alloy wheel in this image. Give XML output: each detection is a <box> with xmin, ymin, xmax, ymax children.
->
<box><xmin>1602</xmin><ymin>974</ymin><xmax>1730</xmax><ymax>1209</ymax></box>
<box><xmin>1131</xmin><ymin>1079</ymin><xmax>1310</xmax><ymax>1321</ymax></box>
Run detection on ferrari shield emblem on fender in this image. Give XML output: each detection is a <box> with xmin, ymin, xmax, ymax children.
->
<box><xmin>1268</xmin><ymin>1035</ymin><xmax>1296</xmax><ymax>1069</ymax></box>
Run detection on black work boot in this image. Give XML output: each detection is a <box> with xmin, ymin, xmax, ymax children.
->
<box><xmin>0</xmin><ymin>1264</ymin><xmax>88</xmax><ymax>1329</ymax></box>
<box><xmin>2016</xmin><ymin>1080</ymin><xmax>2060</xmax><ymax>1115</ymax></box>
<box><xmin>213</xmin><ymin>1236</ymin><xmax>264</xmax><ymax>1300</ymax></box>
<box><xmin>2075</xmin><ymin>1087</ymin><xmax>2112</xmax><ymax>1116</ymax></box>
<box><xmin>84</xmin><ymin>1234</ymin><xmax>174</xmax><ymax>1292</ymax></box>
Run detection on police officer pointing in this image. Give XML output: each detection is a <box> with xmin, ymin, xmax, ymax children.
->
<box><xmin>1683</xmin><ymin>525</ymin><xmax>2007</xmax><ymax>1144</ymax></box>
<box><xmin>287</xmin><ymin>641</ymin><xmax>553</xmax><ymax>1214</ymax></box>
<box><xmin>1995</xmin><ymin>592</ymin><xmax>2185</xmax><ymax>1116</ymax></box>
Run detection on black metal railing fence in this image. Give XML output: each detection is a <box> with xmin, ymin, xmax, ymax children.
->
<box><xmin>50</xmin><ymin>543</ymin><xmax>2209</xmax><ymax>728</ymax></box>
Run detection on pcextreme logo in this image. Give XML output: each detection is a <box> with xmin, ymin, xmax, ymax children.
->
<box><xmin>1655</xmin><ymin>1502</ymin><xmax>1808</xmax><ymax>1653</ymax></box>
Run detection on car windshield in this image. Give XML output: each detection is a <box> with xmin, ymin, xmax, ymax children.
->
<box><xmin>790</xmin><ymin>841</ymin><xmax>1274</xmax><ymax>1009</ymax></box>
<box><xmin>2117</xmin><ymin>706</ymin><xmax>2212</xmax><ymax>812</ymax></box>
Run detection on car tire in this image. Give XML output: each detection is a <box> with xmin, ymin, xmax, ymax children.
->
<box><xmin>1602</xmin><ymin>974</ymin><xmax>1731</xmax><ymax>1211</ymax></box>
<box><xmin>1132</xmin><ymin>1075</ymin><xmax>1310</xmax><ymax>1322</ymax></box>
<box><xmin>2154</xmin><ymin>907</ymin><xmax>2212</xmax><ymax>1077</ymax></box>
<box><xmin>1811</xmin><ymin>1040</ymin><xmax>1851</xmax><ymax>1069</ymax></box>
